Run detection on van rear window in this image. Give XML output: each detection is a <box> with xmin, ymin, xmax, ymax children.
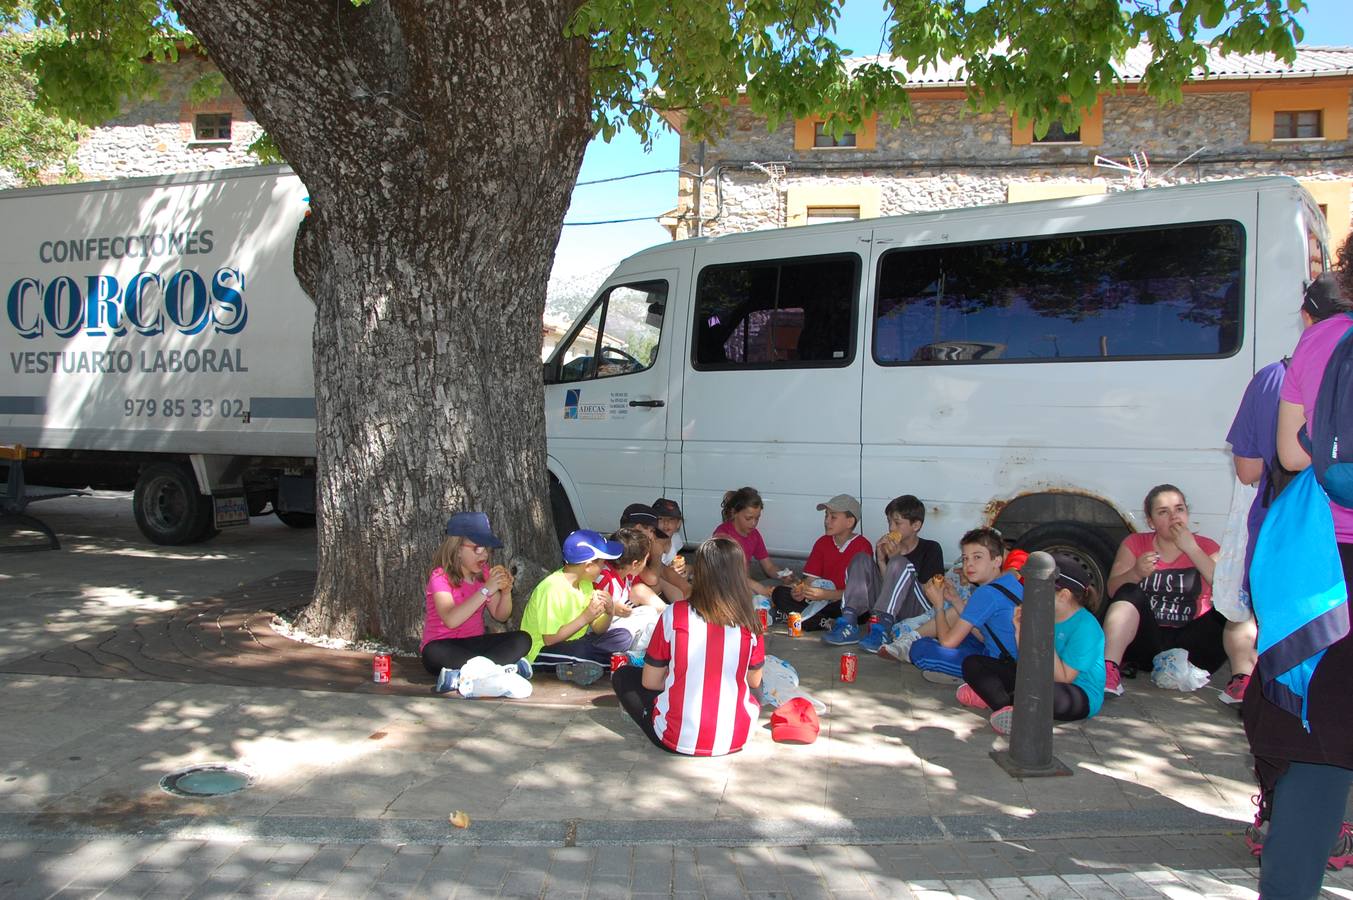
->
<box><xmin>872</xmin><ymin>221</ymin><xmax>1245</xmax><ymax>365</ymax></box>
<box><xmin>693</xmin><ymin>254</ymin><xmax>859</xmax><ymax>370</ymax></box>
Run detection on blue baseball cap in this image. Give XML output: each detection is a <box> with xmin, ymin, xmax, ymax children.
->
<box><xmin>445</xmin><ymin>512</ymin><xmax>503</xmax><ymax>548</ymax></box>
<box><xmin>562</xmin><ymin>529</ymin><xmax>623</xmax><ymax>564</ymax></box>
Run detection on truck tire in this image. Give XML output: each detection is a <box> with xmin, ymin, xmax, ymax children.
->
<box><xmin>549</xmin><ymin>476</ymin><xmax>578</xmax><ymax>544</ymax></box>
<box><xmin>275</xmin><ymin>511</ymin><xmax>316</xmax><ymax>529</ymax></box>
<box><xmin>133</xmin><ymin>463</ymin><xmax>215</xmax><ymax>545</ymax></box>
<box><xmin>1014</xmin><ymin>522</ymin><xmax>1119</xmax><ymax>615</ymax></box>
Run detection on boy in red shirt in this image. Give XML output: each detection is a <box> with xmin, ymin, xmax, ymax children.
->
<box><xmin>770</xmin><ymin>494</ymin><xmax>873</xmax><ymax>631</ymax></box>
<box><xmin>595</xmin><ymin>527</ymin><xmax>662</xmax><ymax>653</ymax></box>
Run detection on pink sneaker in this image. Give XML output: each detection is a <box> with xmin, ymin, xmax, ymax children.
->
<box><xmin>1221</xmin><ymin>673</ymin><xmax>1250</xmax><ymax>706</ymax></box>
<box><xmin>1328</xmin><ymin>822</ymin><xmax>1353</xmax><ymax>870</ymax></box>
<box><xmin>1105</xmin><ymin>660</ymin><xmax>1124</xmax><ymax>696</ymax></box>
<box><xmin>956</xmin><ymin>683</ymin><xmax>989</xmax><ymax>710</ymax></box>
<box><xmin>989</xmin><ymin>706</ymin><xmax>1014</xmax><ymax>735</ymax></box>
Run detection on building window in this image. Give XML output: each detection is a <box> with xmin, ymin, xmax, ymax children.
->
<box><xmin>693</xmin><ymin>254</ymin><xmax>859</xmax><ymax>370</ymax></box>
<box><xmin>813</xmin><ymin>122</ymin><xmax>856</xmax><ymax>148</ymax></box>
<box><xmin>872</xmin><ymin>221</ymin><xmax>1244</xmax><ymax>365</ymax></box>
<box><xmin>1034</xmin><ymin>120</ymin><xmax>1081</xmax><ymax>144</ymax></box>
<box><xmin>194</xmin><ymin>113</ymin><xmax>232</xmax><ymax>142</ymax></box>
<box><xmin>1274</xmin><ymin>110</ymin><xmax>1323</xmax><ymax>140</ymax></box>
<box><xmin>806</xmin><ymin>206</ymin><xmax>861</xmax><ymax>223</ymax></box>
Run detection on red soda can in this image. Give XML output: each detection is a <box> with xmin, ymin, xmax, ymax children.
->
<box><xmin>840</xmin><ymin>651</ymin><xmax>858</xmax><ymax>683</ymax></box>
<box><xmin>757</xmin><ymin>607</ymin><xmax>771</xmax><ymax>631</ymax></box>
<box><xmin>372</xmin><ymin>653</ymin><xmax>391</xmax><ymax>683</ymax></box>
<box><xmin>787</xmin><ymin>612</ymin><xmax>803</xmax><ymax>637</ymax></box>
<box><xmin>610</xmin><ymin>652</ymin><xmax>629</xmax><ymax>673</ymax></box>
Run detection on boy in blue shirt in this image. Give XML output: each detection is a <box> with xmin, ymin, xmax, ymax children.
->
<box><xmin>907</xmin><ymin>527</ymin><xmax>1021</xmax><ymax>685</ymax></box>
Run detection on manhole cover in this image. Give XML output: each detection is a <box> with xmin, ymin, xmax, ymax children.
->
<box><xmin>159</xmin><ymin>763</ymin><xmax>253</xmax><ymax>798</ymax></box>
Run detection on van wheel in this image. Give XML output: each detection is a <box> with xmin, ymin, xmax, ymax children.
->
<box><xmin>276</xmin><ymin>511</ymin><xmax>316</xmax><ymax>529</ymax></box>
<box><xmin>133</xmin><ymin>463</ymin><xmax>214</xmax><ymax>545</ymax></box>
<box><xmin>1014</xmin><ymin>522</ymin><xmax>1118</xmax><ymax>614</ymax></box>
<box><xmin>549</xmin><ymin>477</ymin><xmax>578</xmax><ymax>544</ymax></box>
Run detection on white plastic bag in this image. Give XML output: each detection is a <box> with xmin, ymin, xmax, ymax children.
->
<box><xmin>457</xmin><ymin>656</ymin><xmax>533</xmax><ymax>699</ymax></box>
<box><xmin>753</xmin><ymin>654</ymin><xmax>826</xmax><ymax>714</ymax></box>
<box><xmin>1212</xmin><ymin>478</ymin><xmax>1257</xmax><ymax>622</ymax></box>
<box><xmin>1150</xmin><ymin>648</ymin><xmax>1210</xmax><ymax>692</ymax></box>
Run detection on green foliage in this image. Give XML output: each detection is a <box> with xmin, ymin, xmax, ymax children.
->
<box><xmin>0</xmin><ymin>29</ymin><xmax>83</xmax><ymax>185</ymax></box>
<box><xmin>570</xmin><ymin>0</ymin><xmax>1307</xmax><ymax>144</ymax></box>
<box><xmin>1</xmin><ymin>0</ymin><xmax>189</xmax><ymax>125</ymax></box>
<box><xmin>248</xmin><ymin>131</ymin><xmax>284</xmax><ymax>166</ymax></box>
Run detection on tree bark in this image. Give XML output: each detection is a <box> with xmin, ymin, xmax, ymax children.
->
<box><xmin>173</xmin><ymin>0</ymin><xmax>591</xmax><ymax>644</ymax></box>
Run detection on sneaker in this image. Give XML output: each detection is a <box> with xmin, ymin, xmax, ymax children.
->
<box><xmin>555</xmin><ymin>660</ymin><xmax>605</xmax><ymax>686</ymax></box>
<box><xmin>878</xmin><ymin>628</ymin><xmax>920</xmax><ymax>663</ymax></box>
<box><xmin>821</xmin><ymin>618</ymin><xmax>861</xmax><ymax>646</ymax></box>
<box><xmin>514</xmin><ymin>657</ymin><xmax>533</xmax><ymax>681</ymax></box>
<box><xmin>1220</xmin><ymin>673</ymin><xmax>1249</xmax><ymax>706</ymax></box>
<box><xmin>922</xmin><ymin>669</ymin><xmax>962</xmax><ymax>685</ymax></box>
<box><xmin>956</xmin><ymin>683</ymin><xmax>990</xmax><ymax>710</ymax></box>
<box><xmin>1328</xmin><ymin>822</ymin><xmax>1353</xmax><ymax>870</ymax></box>
<box><xmin>433</xmin><ymin>667</ymin><xmax>461</xmax><ymax>694</ymax></box>
<box><xmin>989</xmin><ymin>705</ymin><xmax>1015</xmax><ymax>735</ymax></box>
<box><xmin>858</xmin><ymin>622</ymin><xmax>890</xmax><ymax>654</ymax></box>
<box><xmin>1105</xmin><ymin>660</ymin><xmax>1124</xmax><ymax>696</ymax></box>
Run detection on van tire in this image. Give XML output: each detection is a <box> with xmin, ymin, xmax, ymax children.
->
<box><xmin>276</xmin><ymin>511</ymin><xmax>316</xmax><ymax>529</ymax></box>
<box><xmin>1014</xmin><ymin>522</ymin><xmax>1118</xmax><ymax>613</ymax></box>
<box><xmin>549</xmin><ymin>476</ymin><xmax>578</xmax><ymax>544</ymax></box>
<box><xmin>133</xmin><ymin>462</ymin><xmax>215</xmax><ymax>545</ymax></box>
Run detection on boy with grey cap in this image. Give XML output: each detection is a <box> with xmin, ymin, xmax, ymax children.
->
<box><xmin>770</xmin><ymin>493</ymin><xmax>873</xmax><ymax>631</ymax></box>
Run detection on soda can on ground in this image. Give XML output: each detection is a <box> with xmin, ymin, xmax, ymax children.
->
<box><xmin>372</xmin><ymin>653</ymin><xmax>391</xmax><ymax>683</ymax></box>
<box><xmin>610</xmin><ymin>653</ymin><xmax>629</xmax><ymax>672</ymax></box>
<box><xmin>840</xmin><ymin>651</ymin><xmax>858</xmax><ymax>683</ymax></box>
<box><xmin>787</xmin><ymin>612</ymin><xmax>803</xmax><ymax>637</ymax></box>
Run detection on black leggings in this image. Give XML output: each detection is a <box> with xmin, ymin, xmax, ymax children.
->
<box><xmin>1109</xmin><ymin>584</ymin><xmax>1228</xmax><ymax>673</ymax></box>
<box><xmin>420</xmin><ymin>630</ymin><xmax>532</xmax><ymax>675</ymax></box>
<box><xmin>961</xmin><ymin>654</ymin><xmax>1091</xmax><ymax>722</ymax></box>
<box><xmin>770</xmin><ymin>587</ymin><xmax>840</xmax><ymax>631</ymax></box>
<box><xmin>611</xmin><ymin>665</ymin><xmax>676</xmax><ymax>754</ymax></box>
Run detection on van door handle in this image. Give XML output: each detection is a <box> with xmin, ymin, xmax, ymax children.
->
<box><xmin>629</xmin><ymin>399</ymin><xmax>665</xmax><ymax>408</ymax></box>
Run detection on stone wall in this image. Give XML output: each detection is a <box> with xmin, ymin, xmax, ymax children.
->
<box><xmin>73</xmin><ymin>55</ymin><xmax>264</xmax><ymax>181</ymax></box>
<box><xmin>675</xmin><ymin>86</ymin><xmax>1353</xmax><ymax>247</ymax></box>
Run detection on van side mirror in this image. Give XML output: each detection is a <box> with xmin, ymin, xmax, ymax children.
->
<box><xmin>542</xmin><ymin>359</ymin><xmax>559</xmax><ymax>384</ymax></box>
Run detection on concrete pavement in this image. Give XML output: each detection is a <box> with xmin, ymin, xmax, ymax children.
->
<box><xmin>0</xmin><ymin>493</ymin><xmax>1339</xmax><ymax>898</ymax></box>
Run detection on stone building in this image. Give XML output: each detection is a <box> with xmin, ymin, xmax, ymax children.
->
<box><xmin>662</xmin><ymin>45</ymin><xmax>1353</xmax><ymax>255</ymax></box>
<box><xmin>69</xmin><ymin>53</ymin><xmax>264</xmax><ymax>181</ymax></box>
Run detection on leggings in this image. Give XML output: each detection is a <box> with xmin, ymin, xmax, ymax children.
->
<box><xmin>611</xmin><ymin>665</ymin><xmax>676</xmax><ymax>754</ymax></box>
<box><xmin>420</xmin><ymin>630</ymin><xmax>532</xmax><ymax>675</ymax></box>
<box><xmin>1259</xmin><ymin>761</ymin><xmax>1353</xmax><ymax>900</ymax></box>
<box><xmin>961</xmin><ymin>655</ymin><xmax>1091</xmax><ymax>721</ymax></box>
<box><xmin>1109</xmin><ymin>583</ymin><xmax>1228</xmax><ymax>672</ymax></box>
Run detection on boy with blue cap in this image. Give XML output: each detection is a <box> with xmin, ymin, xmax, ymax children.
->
<box><xmin>521</xmin><ymin>529</ymin><xmax>634</xmax><ymax>685</ymax></box>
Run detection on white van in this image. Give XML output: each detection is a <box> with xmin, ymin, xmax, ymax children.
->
<box><xmin>542</xmin><ymin>176</ymin><xmax>1329</xmax><ymax>592</ymax></box>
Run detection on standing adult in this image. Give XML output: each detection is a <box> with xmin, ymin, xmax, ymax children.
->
<box><xmin>1244</xmin><ymin>269</ymin><xmax>1353</xmax><ymax>898</ymax></box>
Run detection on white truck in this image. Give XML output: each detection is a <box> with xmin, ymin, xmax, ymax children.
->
<box><xmin>3</xmin><ymin>168</ymin><xmax>1328</xmax><ymax>595</ymax></box>
<box><xmin>2</xmin><ymin>165</ymin><xmax>316</xmax><ymax>543</ymax></box>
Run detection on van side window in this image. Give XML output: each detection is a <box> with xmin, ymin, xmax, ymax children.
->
<box><xmin>693</xmin><ymin>254</ymin><xmax>858</xmax><ymax>369</ymax></box>
<box><xmin>552</xmin><ymin>281</ymin><xmax>667</xmax><ymax>384</ymax></box>
<box><xmin>873</xmin><ymin>222</ymin><xmax>1245</xmax><ymax>365</ymax></box>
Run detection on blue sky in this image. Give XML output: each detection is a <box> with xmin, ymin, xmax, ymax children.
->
<box><xmin>552</xmin><ymin>0</ymin><xmax>1353</xmax><ymax>280</ymax></box>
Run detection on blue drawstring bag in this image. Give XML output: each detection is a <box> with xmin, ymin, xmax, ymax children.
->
<box><xmin>1250</xmin><ymin>468</ymin><xmax>1349</xmax><ymax>731</ymax></box>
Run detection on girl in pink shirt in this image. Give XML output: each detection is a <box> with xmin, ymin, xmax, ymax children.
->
<box><xmin>712</xmin><ymin>486</ymin><xmax>791</xmax><ymax>596</ymax></box>
<box><xmin>420</xmin><ymin>512</ymin><xmax>531</xmax><ymax>684</ymax></box>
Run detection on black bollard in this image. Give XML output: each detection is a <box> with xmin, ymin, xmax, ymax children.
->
<box><xmin>991</xmin><ymin>550</ymin><xmax>1071</xmax><ymax>778</ymax></box>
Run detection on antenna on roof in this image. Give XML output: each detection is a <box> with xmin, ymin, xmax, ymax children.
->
<box><xmin>1093</xmin><ymin>151</ymin><xmax>1150</xmax><ymax>189</ymax></box>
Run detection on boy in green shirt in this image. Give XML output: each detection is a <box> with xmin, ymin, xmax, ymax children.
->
<box><xmin>521</xmin><ymin>529</ymin><xmax>633</xmax><ymax>685</ymax></box>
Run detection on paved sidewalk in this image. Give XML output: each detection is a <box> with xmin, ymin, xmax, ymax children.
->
<box><xmin>0</xmin><ymin>494</ymin><xmax>1347</xmax><ymax>899</ymax></box>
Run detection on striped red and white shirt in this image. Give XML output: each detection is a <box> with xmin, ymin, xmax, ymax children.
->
<box><xmin>644</xmin><ymin>601</ymin><xmax>765</xmax><ymax>756</ymax></box>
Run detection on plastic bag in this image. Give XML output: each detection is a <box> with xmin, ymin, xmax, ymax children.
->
<box><xmin>1212</xmin><ymin>478</ymin><xmax>1257</xmax><ymax>622</ymax></box>
<box><xmin>753</xmin><ymin>654</ymin><xmax>826</xmax><ymax>714</ymax></box>
<box><xmin>457</xmin><ymin>656</ymin><xmax>532</xmax><ymax>699</ymax></box>
<box><xmin>1150</xmin><ymin>648</ymin><xmax>1209</xmax><ymax>692</ymax></box>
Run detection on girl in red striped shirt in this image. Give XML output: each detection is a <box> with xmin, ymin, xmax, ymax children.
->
<box><xmin>611</xmin><ymin>536</ymin><xmax>766</xmax><ymax>756</ymax></box>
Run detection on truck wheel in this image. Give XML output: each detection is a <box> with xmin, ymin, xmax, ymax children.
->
<box><xmin>133</xmin><ymin>463</ymin><xmax>214</xmax><ymax>545</ymax></box>
<box><xmin>1014</xmin><ymin>522</ymin><xmax>1118</xmax><ymax>615</ymax></box>
<box><xmin>549</xmin><ymin>476</ymin><xmax>578</xmax><ymax>544</ymax></box>
<box><xmin>275</xmin><ymin>511</ymin><xmax>316</xmax><ymax>529</ymax></box>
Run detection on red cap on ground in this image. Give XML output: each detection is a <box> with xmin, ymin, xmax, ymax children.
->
<box><xmin>771</xmin><ymin>697</ymin><xmax>820</xmax><ymax>744</ymax></box>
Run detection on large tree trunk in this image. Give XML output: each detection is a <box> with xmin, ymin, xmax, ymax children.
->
<box><xmin>175</xmin><ymin>0</ymin><xmax>592</xmax><ymax>645</ymax></box>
